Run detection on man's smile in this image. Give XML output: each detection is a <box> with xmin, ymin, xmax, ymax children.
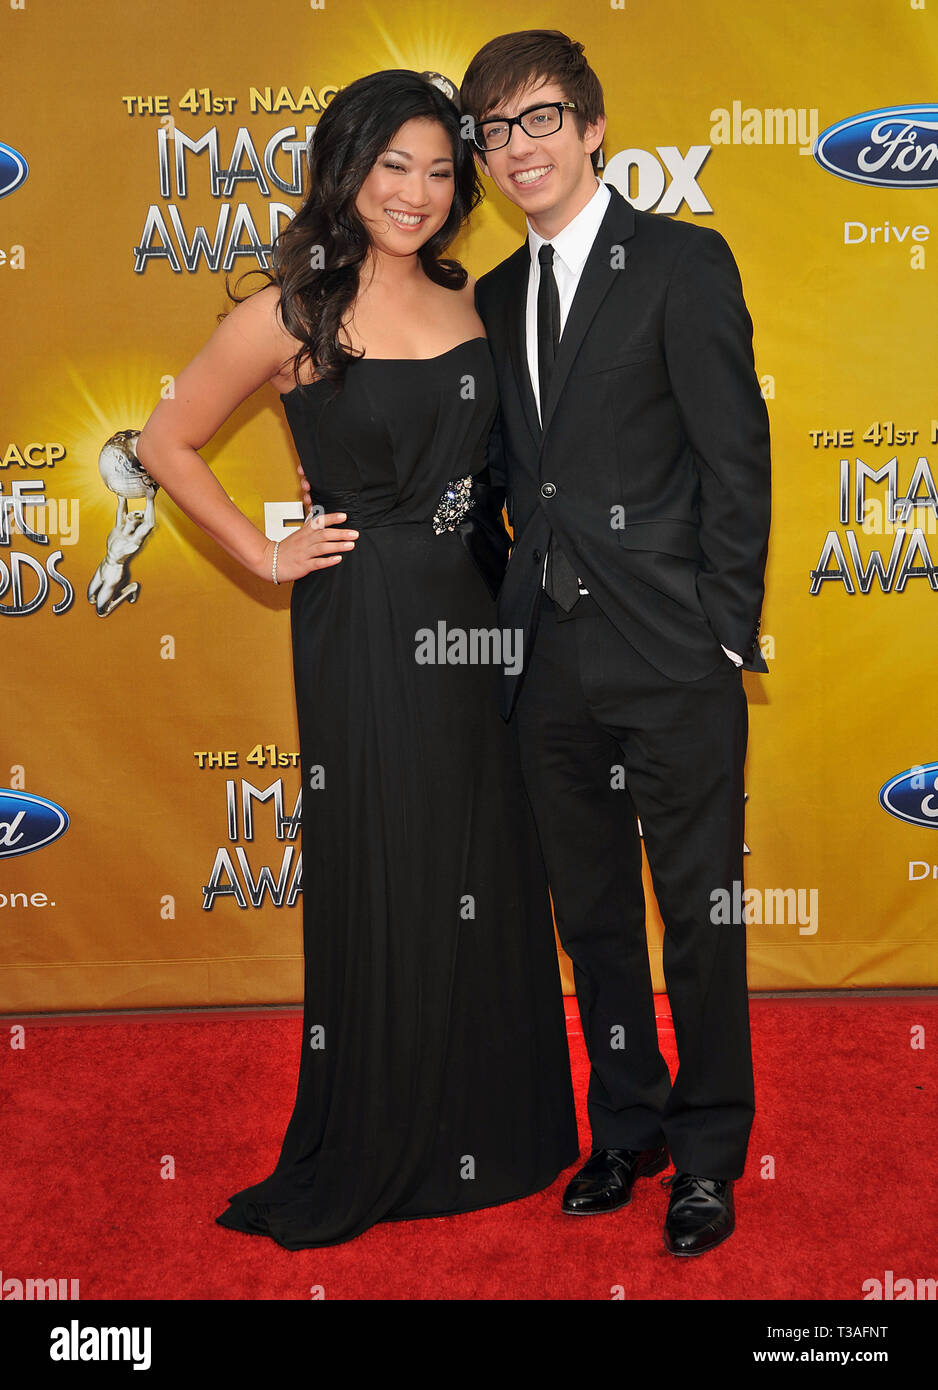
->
<box><xmin>510</xmin><ymin>165</ymin><xmax>553</xmax><ymax>186</ymax></box>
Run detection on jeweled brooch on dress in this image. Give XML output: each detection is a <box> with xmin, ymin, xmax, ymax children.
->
<box><xmin>432</xmin><ymin>476</ymin><xmax>473</xmax><ymax>534</ymax></box>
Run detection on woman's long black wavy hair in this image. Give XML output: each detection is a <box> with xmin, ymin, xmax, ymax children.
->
<box><xmin>223</xmin><ymin>69</ymin><xmax>482</xmax><ymax>391</ymax></box>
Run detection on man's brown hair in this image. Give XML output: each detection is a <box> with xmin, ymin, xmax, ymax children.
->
<box><xmin>460</xmin><ymin>30</ymin><xmax>605</xmax><ymax>171</ymax></box>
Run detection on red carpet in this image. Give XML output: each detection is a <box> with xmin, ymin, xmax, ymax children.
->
<box><xmin>1</xmin><ymin>995</ymin><xmax>935</xmax><ymax>1300</ymax></box>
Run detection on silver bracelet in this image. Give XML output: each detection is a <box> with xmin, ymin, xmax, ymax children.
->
<box><xmin>271</xmin><ymin>540</ymin><xmax>281</xmax><ymax>585</ymax></box>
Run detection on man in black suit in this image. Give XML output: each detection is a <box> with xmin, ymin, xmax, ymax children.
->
<box><xmin>461</xmin><ymin>30</ymin><xmax>771</xmax><ymax>1254</ymax></box>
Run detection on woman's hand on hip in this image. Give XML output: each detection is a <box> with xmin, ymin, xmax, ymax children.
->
<box><xmin>263</xmin><ymin>506</ymin><xmax>358</xmax><ymax>582</ymax></box>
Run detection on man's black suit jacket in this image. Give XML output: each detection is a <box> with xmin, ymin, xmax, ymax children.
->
<box><xmin>474</xmin><ymin>183</ymin><xmax>771</xmax><ymax>718</ymax></box>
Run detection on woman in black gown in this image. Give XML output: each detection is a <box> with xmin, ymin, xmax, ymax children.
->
<box><xmin>136</xmin><ymin>70</ymin><xmax>577</xmax><ymax>1250</ymax></box>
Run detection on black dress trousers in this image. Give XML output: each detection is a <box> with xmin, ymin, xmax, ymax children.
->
<box><xmin>514</xmin><ymin>591</ymin><xmax>755</xmax><ymax>1180</ymax></box>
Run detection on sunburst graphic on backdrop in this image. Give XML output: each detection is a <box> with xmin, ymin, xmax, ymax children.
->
<box><xmin>344</xmin><ymin>6</ymin><xmax>468</xmax><ymax>95</ymax></box>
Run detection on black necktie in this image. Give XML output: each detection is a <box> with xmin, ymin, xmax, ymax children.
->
<box><xmin>537</xmin><ymin>244</ymin><xmax>580</xmax><ymax>611</ymax></box>
<box><xmin>536</xmin><ymin>243</ymin><xmax>560</xmax><ymax>419</ymax></box>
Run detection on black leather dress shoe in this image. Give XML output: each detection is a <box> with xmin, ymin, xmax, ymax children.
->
<box><xmin>561</xmin><ymin>1145</ymin><xmax>669</xmax><ymax>1214</ymax></box>
<box><xmin>662</xmin><ymin>1171</ymin><xmax>735</xmax><ymax>1255</ymax></box>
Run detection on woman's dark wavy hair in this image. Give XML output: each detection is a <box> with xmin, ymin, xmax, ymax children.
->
<box><xmin>221</xmin><ymin>69</ymin><xmax>482</xmax><ymax>392</ymax></box>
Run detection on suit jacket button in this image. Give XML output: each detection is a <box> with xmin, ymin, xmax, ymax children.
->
<box><xmin>533</xmin><ymin>549</ymin><xmax>542</xmax><ymax>564</ymax></box>
<box><xmin>540</xmin><ymin>482</ymin><xmax>556</xmax><ymax>499</ymax></box>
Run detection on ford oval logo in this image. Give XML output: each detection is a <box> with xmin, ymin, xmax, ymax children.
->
<box><xmin>814</xmin><ymin>105</ymin><xmax>938</xmax><ymax>188</ymax></box>
<box><xmin>0</xmin><ymin>789</ymin><xmax>69</xmax><ymax>858</ymax></box>
<box><xmin>0</xmin><ymin>141</ymin><xmax>29</xmax><ymax>199</ymax></box>
<box><xmin>879</xmin><ymin>763</ymin><xmax>938</xmax><ymax>828</ymax></box>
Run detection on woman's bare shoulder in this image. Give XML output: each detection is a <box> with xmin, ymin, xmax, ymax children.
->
<box><xmin>451</xmin><ymin>273</ymin><xmax>483</xmax><ymax>332</ymax></box>
<box><xmin>224</xmin><ymin>283</ymin><xmax>309</xmax><ymax>389</ymax></box>
<box><xmin>438</xmin><ymin>273</ymin><xmax>478</xmax><ymax>316</ymax></box>
<box><xmin>453</xmin><ymin>271</ymin><xmax>477</xmax><ymax>299</ymax></box>
<box><xmin>226</xmin><ymin>282</ymin><xmax>293</xmax><ymax>345</ymax></box>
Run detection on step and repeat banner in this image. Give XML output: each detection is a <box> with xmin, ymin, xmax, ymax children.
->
<box><xmin>2</xmin><ymin>1</ymin><xmax>936</xmax><ymax>1011</ymax></box>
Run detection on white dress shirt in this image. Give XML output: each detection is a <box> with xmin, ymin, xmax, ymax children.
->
<box><xmin>524</xmin><ymin>179</ymin><xmax>743</xmax><ymax>665</ymax></box>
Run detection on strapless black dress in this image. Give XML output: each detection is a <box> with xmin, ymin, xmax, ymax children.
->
<box><xmin>215</xmin><ymin>338</ymin><xmax>578</xmax><ymax>1249</ymax></box>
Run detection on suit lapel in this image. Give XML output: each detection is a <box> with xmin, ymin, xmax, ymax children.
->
<box><xmin>503</xmin><ymin>246</ymin><xmax>542</xmax><ymax>447</ymax></box>
<box><xmin>539</xmin><ymin>186</ymin><xmax>636</xmax><ymax>439</ymax></box>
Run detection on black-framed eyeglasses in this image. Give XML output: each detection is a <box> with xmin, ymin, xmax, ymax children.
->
<box><xmin>471</xmin><ymin>102</ymin><xmax>578</xmax><ymax>153</ymax></box>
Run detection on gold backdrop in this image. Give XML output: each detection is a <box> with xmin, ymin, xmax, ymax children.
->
<box><xmin>2</xmin><ymin>0</ymin><xmax>937</xmax><ymax>1010</ymax></box>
